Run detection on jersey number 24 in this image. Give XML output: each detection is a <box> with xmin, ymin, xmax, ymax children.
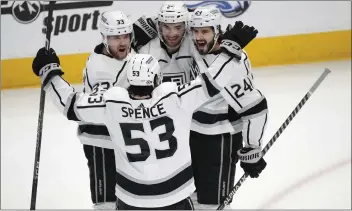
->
<box><xmin>120</xmin><ymin>116</ymin><xmax>177</xmax><ymax>162</ymax></box>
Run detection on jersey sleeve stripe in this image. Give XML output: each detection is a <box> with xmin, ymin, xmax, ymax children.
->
<box><xmin>192</xmin><ymin>111</ymin><xmax>228</xmax><ymax>125</ymax></box>
<box><xmin>176</xmin><ymin>56</ymin><xmax>192</xmax><ymax>60</ymax></box>
<box><xmin>246</xmin><ymin>120</ymin><xmax>251</xmax><ymax>146</ymax></box>
<box><xmin>201</xmin><ymin>73</ymin><xmax>221</xmax><ymax>97</ymax></box>
<box><xmin>79</xmin><ymin>124</ymin><xmax>110</xmax><ymax>136</ymax></box>
<box><xmin>243</xmin><ymin>52</ymin><xmax>250</xmax><ymax>75</ymax></box>
<box><xmin>154</xmin><ymin>92</ymin><xmax>177</xmax><ymax>106</ymax></box>
<box><xmin>85</xmin><ymin>68</ymin><xmax>93</xmax><ymax>90</ymax></box>
<box><xmin>213</xmin><ymin>56</ymin><xmax>233</xmax><ymax>80</ymax></box>
<box><xmin>158</xmin><ymin>59</ymin><xmax>168</xmax><ymax>63</ymax></box>
<box><xmin>178</xmin><ymin>85</ymin><xmax>202</xmax><ymax>97</ymax></box>
<box><xmin>202</xmin><ymin>58</ymin><xmax>209</xmax><ymax>68</ymax></box>
<box><xmin>50</xmin><ymin>82</ymin><xmax>65</xmax><ymax>107</ymax></box>
<box><xmin>257</xmin><ymin>113</ymin><xmax>268</xmax><ymax>146</ymax></box>
<box><xmin>105</xmin><ymin>100</ymin><xmax>132</xmax><ymax>107</ymax></box>
<box><xmin>66</xmin><ymin>93</ymin><xmax>80</xmax><ymax>121</ymax></box>
<box><xmin>77</xmin><ymin>104</ymin><xmax>107</xmax><ymax>109</ymax></box>
<box><xmin>116</xmin><ymin>164</ymin><xmax>193</xmax><ymax>196</ymax></box>
<box><xmin>240</xmin><ymin>98</ymin><xmax>268</xmax><ymax>117</ymax></box>
<box><xmin>61</xmin><ymin>77</ymin><xmax>74</xmax><ymax>90</ymax></box>
<box><xmin>113</xmin><ymin>61</ymin><xmax>127</xmax><ymax>86</ymax></box>
<box><xmin>224</xmin><ymin>87</ymin><xmax>243</xmax><ymax>109</ymax></box>
<box><xmin>241</xmin><ymin>109</ymin><xmax>268</xmax><ymax>121</ymax></box>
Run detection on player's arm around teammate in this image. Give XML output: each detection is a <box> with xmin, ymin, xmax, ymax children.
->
<box><xmin>188</xmin><ymin>7</ymin><xmax>268</xmax><ymax>209</ymax></box>
<box><xmin>30</xmin><ymin>21</ymin><xmax>259</xmax><ymax>209</ymax></box>
<box><xmin>77</xmin><ymin>10</ymin><xmax>136</xmax><ymax>209</ymax></box>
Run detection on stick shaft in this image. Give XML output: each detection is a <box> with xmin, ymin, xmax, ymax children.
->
<box><xmin>30</xmin><ymin>2</ymin><xmax>56</xmax><ymax>210</ymax></box>
<box><xmin>217</xmin><ymin>68</ymin><xmax>331</xmax><ymax>210</ymax></box>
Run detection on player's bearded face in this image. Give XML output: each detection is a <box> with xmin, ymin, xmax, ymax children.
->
<box><xmin>192</xmin><ymin>27</ymin><xmax>216</xmax><ymax>55</ymax></box>
<box><xmin>159</xmin><ymin>22</ymin><xmax>186</xmax><ymax>48</ymax></box>
<box><xmin>107</xmin><ymin>34</ymin><xmax>131</xmax><ymax>60</ymax></box>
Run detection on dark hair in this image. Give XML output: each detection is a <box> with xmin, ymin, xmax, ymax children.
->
<box><xmin>128</xmin><ymin>85</ymin><xmax>154</xmax><ymax>97</ymax></box>
<box><xmin>127</xmin><ymin>75</ymin><xmax>160</xmax><ymax>97</ymax></box>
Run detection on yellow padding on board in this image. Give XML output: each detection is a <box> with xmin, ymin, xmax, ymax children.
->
<box><xmin>1</xmin><ymin>30</ymin><xmax>351</xmax><ymax>89</ymax></box>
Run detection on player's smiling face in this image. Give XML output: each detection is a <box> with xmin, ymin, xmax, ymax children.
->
<box><xmin>159</xmin><ymin>22</ymin><xmax>186</xmax><ymax>48</ymax></box>
<box><xmin>107</xmin><ymin>34</ymin><xmax>131</xmax><ymax>60</ymax></box>
<box><xmin>191</xmin><ymin>27</ymin><xmax>215</xmax><ymax>55</ymax></box>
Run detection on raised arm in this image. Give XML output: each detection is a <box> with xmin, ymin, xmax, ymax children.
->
<box><xmin>132</xmin><ymin>15</ymin><xmax>158</xmax><ymax>51</ymax></box>
<box><xmin>32</xmin><ymin>48</ymin><xmax>107</xmax><ymax>124</ymax></box>
<box><xmin>178</xmin><ymin>21</ymin><xmax>259</xmax><ymax>113</ymax></box>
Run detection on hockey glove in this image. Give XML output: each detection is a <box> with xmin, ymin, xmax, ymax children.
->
<box><xmin>237</xmin><ymin>146</ymin><xmax>267</xmax><ymax>178</ymax></box>
<box><xmin>32</xmin><ymin>47</ymin><xmax>63</xmax><ymax>89</ymax></box>
<box><xmin>220</xmin><ymin>21</ymin><xmax>258</xmax><ymax>60</ymax></box>
<box><xmin>225</xmin><ymin>24</ymin><xmax>233</xmax><ymax>32</ymax></box>
<box><xmin>133</xmin><ymin>15</ymin><xmax>158</xmax><ymax>51</ymax></box>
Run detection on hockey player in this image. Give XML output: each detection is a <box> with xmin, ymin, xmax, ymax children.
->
<box><xmin>31</xmin><ymin>22</ymin><xmax>258</xmax><ymax>209</ymax></box>
<box><xmin>188</xmin><ymin>6</ymin><xmax>268</xmax><ymax>209</ymax></box>
<box><xmin>79</xmin><ymin>8</ymin><xmax>191</xmax><ymax>209</ymax></box>
<box><xmin>78</xmin><ymin>10</ymin><xmax>134</xmax><ymax>209</ymax></box>
<box><xmin>138</xmin><ymin>1</ymin><xmax>200</xmax><ymax>85</ymax></box>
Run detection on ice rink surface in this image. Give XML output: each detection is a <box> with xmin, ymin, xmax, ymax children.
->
<box><xmin>1</xmin><ymin>60</ymin><xmax>351</xmax><ymax>209</ymax></box>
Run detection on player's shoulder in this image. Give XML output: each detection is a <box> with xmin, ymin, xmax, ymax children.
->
<box><xmin>139</xmin><ymin>37</ymin><xmax>161</xmax><ymax>54</ymax></box>
<box><xmin>213</xmin><ymin>53</ymin><xmax>248</xmax><ymax>75</ymax></box>
<box><xmin>85</xmin><ymin>44</ymin><xmax>113</xmax><ymax>71</ymax></box>
<box><xmin>153</xmin><ymin>82</ymin><xmax>179</xmax><ymax>98</ymax></box>
<box><xmin>103</xmin><ymin>86</ymin><xmax>129</xmax><ymax>102</ymax></box>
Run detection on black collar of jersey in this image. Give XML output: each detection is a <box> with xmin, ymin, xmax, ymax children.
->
<box><xmin>94</xmin><ymin>43</ymin><xmax>114</xmax><ymax>58</ymax></box>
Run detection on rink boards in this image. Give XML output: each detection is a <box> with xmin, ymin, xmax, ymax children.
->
<box><xmin>1</xmin><ymin>1</ymin><xmax>351</xmax><ymax>89</ymax></box>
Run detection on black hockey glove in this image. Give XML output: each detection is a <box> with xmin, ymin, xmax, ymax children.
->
<box><xmin>133</xmin><ymin>15</ymin><xmax>158</xmax><ymax>51</ymax></box>
<box><xmin>225</xmin><ymin>24</ymin><xmax>233</xmax><ymax>32</ymax></box>
<box><xmin>237</xmin><ymin>146</ymin><xmax>267</xmax><ymax>178</ymax></box>
<box><xmin>32</xmin><ymin>47</ymin><xmax>63</xmax><ymax>89</ymax></box>
<box><xmin>220</xmin><ymin>21</ymin><xmax>258</xmax><ymax>60</ymax></box>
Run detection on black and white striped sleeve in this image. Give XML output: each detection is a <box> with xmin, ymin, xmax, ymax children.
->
<box><xmin>47</xmin><ymin>76</ymin><xmax>106</xmax><ymax>124</ymax></box>
<box><xmin>177</xmin><ymin>53</ymin><xmax>238</xmax><ymax>113</ymax></box>
<box><xmin>228</xmin><ymin>104</ymin><xmax>268</xmax><ymax>147</ymax></box>
<box><xmin>222</xmin><ymin>53</ymin><xmax>269</xmax><ymax>147</ymax></box>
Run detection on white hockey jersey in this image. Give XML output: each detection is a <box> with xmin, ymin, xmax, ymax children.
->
<box><xmin>192</xmin><ymin>47</ymin><xmax>268</xmax><ymax>146</ymax></box>
<box><xmin>78</xmin><ymin>43</ymin><xmax>135</xmax><ymax>149</ymax></box>
<box><xmin>45</xmin><ymin>53</ymin><xmax>239</xmax><ymax>208</ymax></box>
<box><xmin>138</xmin><ymin>35</ymin><xmax>200</xmax><ymax>86</ymax></box>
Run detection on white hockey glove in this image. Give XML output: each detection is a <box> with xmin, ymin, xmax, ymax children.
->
<box><xmin>220</xmin><ymin>21</ymin><xmax>258</xmax><ymax>60</ymax></box>
<box><xmin>237</xmin><ymin>146</ymin><xmax>267</xmax><ymax>178</ymax></box>
<box><xmin>32</xmin><ymin>47</ymin><xmax>63</xmax><ymax>89</ymax></box>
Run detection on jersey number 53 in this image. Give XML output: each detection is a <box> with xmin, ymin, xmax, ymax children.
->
<box><xmin>120</xmin><ymin>116</ymin><xmax>177</xmax><ymax>162</ymax></box>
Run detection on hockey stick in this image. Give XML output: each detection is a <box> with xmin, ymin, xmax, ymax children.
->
<box><xmin>217</xmin><ymin>68</ymin><xmax>331</xmax><ymax>210</ymax></box>
<box><xmin>30</xmin><ymin>1</ymin><xmax>56</xmax><ymax>210</ymax></box>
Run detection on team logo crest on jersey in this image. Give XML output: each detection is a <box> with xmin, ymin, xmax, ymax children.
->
<box><xmin>186</xmin><ymin>1</ymin><xmax>251</xmax><ymax>18</ymax></box>
<box><xmin>163</xmin><ymin>72</ymin><xmax>186</xmax><ymax>86</ymax></box>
